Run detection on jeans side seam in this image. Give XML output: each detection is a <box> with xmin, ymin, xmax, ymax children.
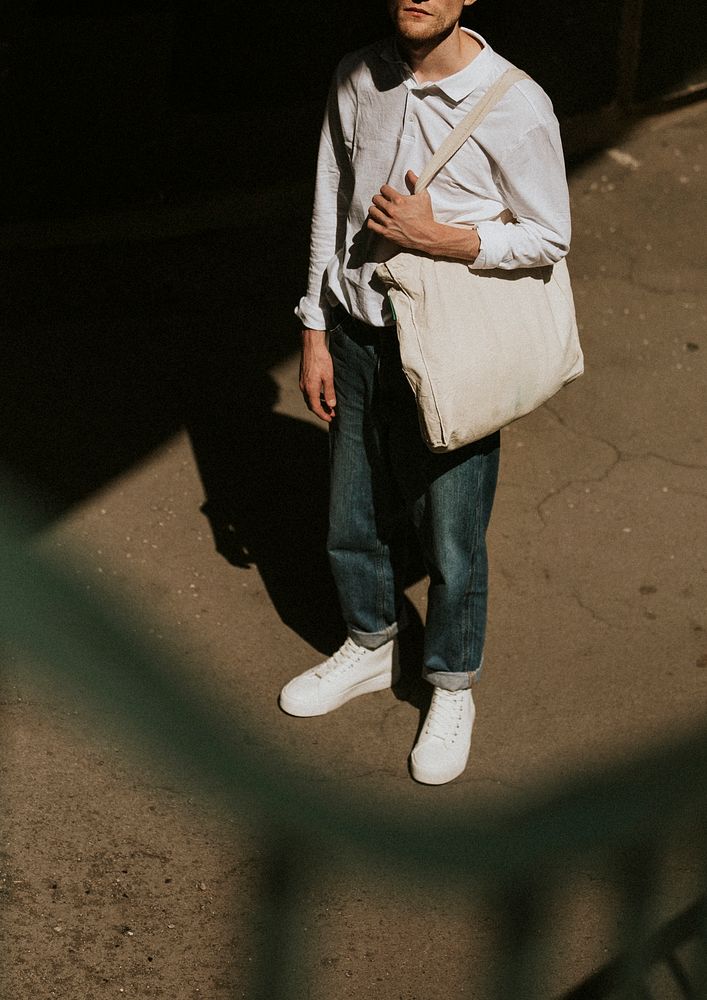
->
<box><xmin>461</xmin><ymin>456</ymin><xmax>485</xmax><ymax>672</ymax></box>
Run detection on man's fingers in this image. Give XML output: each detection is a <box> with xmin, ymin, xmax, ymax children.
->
<box><xmin>405</xmin><ymin>169</ymin><xmax>419</xmax><ymax>193</ymax></box>
<box><xmin>379</xmin><ymin>183</ymin><xmax>402</xmax><ymax>202</ymax></box>
<box><xmin>321</xmin><ymin>373</ymin><xmax>336</xmax><ymax>414</ymax></box>
<box><xmin>303</xmin><ymin>387</ymin><xmax>332</xmax><ymax>422</ymax></box>
<box><xmin>300</xmin><ymin>376</ymin><xmax>335</xmax><ymax>423</ymax></box>
<box><xmin>368</xmin><ymin>204</ymin><xmax>389</xmax><ymax>224</ymax></box>
<box><xmin>371</xmin><ymin>194</ymin><xmax>393</xmax><ymax>214</ymax></box>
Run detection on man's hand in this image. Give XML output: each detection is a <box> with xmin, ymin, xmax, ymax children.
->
<box><xmin>299</xmin><ymin>328</ymin><xmax>336</xmax><ymax>423</ymax></box>
<box><xmin>366</xmin><ymin>170</ymin><xmax>436</xmax><ymax>250</ymax></box>
<box><xmin>367</xmin><ymin>169</ymin><xmax>482</xmax><ymax>262</ymax></box>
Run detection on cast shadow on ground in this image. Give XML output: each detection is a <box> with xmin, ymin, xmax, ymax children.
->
<box><xmin>558</xmin><ymin>895</ymin><xmax>706</xmax><ymax>1000</ymax></box>
<box><xmin>0</xmin><ymin>218</ymin><xmax>430</xmax><ymax>683</ymax></box>
<box><xmin>185</xmin><ymin>306</ymin><xmax>432</xmax><ymax>700</ymax></box>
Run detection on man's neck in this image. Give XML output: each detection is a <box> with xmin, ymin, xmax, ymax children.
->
<box><xmin>399</xmin><ymin>26</ymin><xmax>482</xmax><ymax>84</ymax></box>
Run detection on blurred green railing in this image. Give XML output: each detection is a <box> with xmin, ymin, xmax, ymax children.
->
<box><xmin>1</xmin><ymin>500</ymin><xmax>706</xmax><ymax>1000</ymax></box>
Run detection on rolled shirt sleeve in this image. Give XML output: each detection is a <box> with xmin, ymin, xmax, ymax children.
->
<box><xmin>473</xmin><ymin>121</ymin><xmax>571</xmax><ymax>270</ymax></box>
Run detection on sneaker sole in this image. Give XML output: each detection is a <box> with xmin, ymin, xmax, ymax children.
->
<box><xmin>410</xmin><ymin>744</ymin><xmax>471</xmax><ymax>785</ymax></box>
<box><xmin>279</xmin><ymin>667</ymin><xmax>399</xmax><ymax>718</ymax></box>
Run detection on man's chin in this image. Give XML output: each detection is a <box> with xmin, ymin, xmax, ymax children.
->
<box><xmin>395</xmin><ymin>21</ymin><xmax>438</xmax><ymax>44</ymax></box>
<box><xmin>393</xmin><ymin>10</ymin><xmax>451</xmax><ymax>46</ymax></box>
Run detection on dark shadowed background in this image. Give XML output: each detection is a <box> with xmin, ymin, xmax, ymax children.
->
<box><xmin>0</xmin><ymin>0</ymin><xmax>703</xmax><ymax>525</ymax></box>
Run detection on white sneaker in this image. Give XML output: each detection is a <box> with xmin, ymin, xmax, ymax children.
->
<box><xmin>279</xmin><ymin>637</ymin><xmax>399</xmax><ymax>717</ymax></box>
<box><xmin>410</xmin><ymin>688</ymin><xmax>475</xmax><ymax>785</ymax></box>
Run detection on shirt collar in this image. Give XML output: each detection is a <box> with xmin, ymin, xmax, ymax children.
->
<box><xmin>380</xmin><ymin>29</ymin><xmax>493</xmax><ymax>103</ymax></box>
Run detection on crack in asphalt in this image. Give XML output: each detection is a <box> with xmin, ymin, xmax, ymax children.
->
<box><xmin>569</xmin><ymin>589</ymin><xmax>618</xmax><ymax>629</ymax></box>
<box><xmin>542</xmin><ymin>401</ymin><xmax>569</xmax><ymax>427</ymax></box>
<box><xmin>620</xmin><ymin>451</ymin><xmax>707</xmax><ymax>474</ymax></box>
<box><xmin>532</xmin><ymin>406</ymin><xmax>707</xmax><ymax>524</ymax></box>
<box><xmin>532</xmin><ymin>432</ymin><xmax>621</xmax><ymax>526</ymax></box>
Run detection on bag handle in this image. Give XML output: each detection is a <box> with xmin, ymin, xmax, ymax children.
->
<box><xmin>415</xmin><ymin>67</ymin><xmax>530</xmax><ymax>193</ymax></box>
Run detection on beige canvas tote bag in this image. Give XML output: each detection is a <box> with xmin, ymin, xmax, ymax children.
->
<box><xmin>375</xmin><ymin>67</ymin><xmax>584</xmax><ymax>452</ymax></box>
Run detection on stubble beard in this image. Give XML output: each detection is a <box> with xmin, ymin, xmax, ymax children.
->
<box><xmin>392</xmin><ymin>10</ymin><xmax>459</xmax><ymax>57</ymax></box>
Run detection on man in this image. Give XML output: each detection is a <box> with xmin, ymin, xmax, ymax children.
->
<box><xmin>278</xmin><ymin>0</ymin><xmax>571</xmax><ymax>784</ymax></box>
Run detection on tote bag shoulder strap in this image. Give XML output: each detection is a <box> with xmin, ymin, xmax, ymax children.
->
<box><xmin>415</xmin><ymin>66</ymin><xmax>530</xmax><ymax>193</ymax></box>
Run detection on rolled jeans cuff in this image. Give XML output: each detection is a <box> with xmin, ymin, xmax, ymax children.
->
<box><xmin>348</xmin><ymin>622</ymin><xmax>399</xmax><ymax>651</ymax></box>
<box><xmin>424</xmin><ymin>663</ymin><xmax>483</xmax><ymax>691</ymax></box>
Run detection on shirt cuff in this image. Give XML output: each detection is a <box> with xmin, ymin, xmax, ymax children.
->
<box><xmin>471</xmin><ymin>220</ymin><xmax>511</xmax><ymax>270</ymax></box>
<box><xmin>294</xmin><ymin>297</ymin><xmax>330</xmax><ymax>331</ymax></box>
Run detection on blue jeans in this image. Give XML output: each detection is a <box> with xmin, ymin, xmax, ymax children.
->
<box><xmin>327</xmin><ymin>309</ymin><xmax>500</xmax><ymax>691</ymax></box>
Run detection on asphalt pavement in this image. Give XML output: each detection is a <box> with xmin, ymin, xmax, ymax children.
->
<box><xmin>1</xmin><ymin>99</ymin><xmax>705</xmax><ymax>1000</ymax></box>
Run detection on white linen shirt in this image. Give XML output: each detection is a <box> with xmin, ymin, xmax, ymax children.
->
<box><xmin>296</xmin><ymin>29</ymin><xmax>571</xmax><ymax>330</ymax></box>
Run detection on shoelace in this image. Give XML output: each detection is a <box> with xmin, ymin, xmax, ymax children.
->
<box><xmin>314</xmin><ymin>637</ymin><xmax>366</xmax><ymax>679</ymax></box>
<box><xmin>424</xmin><ymin>690</ymin><xmax>464</xmax><ymax>740</ymax></box>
